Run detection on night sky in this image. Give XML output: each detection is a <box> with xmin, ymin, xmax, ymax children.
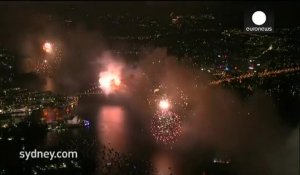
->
<box><xmin>0</xmin><ymin>2</ymin><xmax>300</xmax><ymax>51</ymax></box>
<box><xmin>0</xmin><ymin>2</ymin><xmax>299</xmax><ymax>93</ymax></box>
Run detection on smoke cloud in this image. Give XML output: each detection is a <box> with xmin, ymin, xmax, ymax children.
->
<box><xmin>119</xmin><ymin>48</ymin><xmax>299</xmax><ymax>175</ymax></box>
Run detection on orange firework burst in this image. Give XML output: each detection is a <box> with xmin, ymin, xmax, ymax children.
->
<box><xmin>99</xmin><ymin>71</ymin><xmax>122</xmax><ymax>95</ymax></box>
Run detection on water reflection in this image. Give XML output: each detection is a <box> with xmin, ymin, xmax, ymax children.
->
<box><xmin>42</xmin><ymin>107</ymin><xmax>60</xmax><ymax>123</ymax></box>
<box><xmin>44</xmin><ymin>77</ymin><xmax>55</xmax><ymax>91</ymax></box>
<box><xmin>152</xmin><ymin>151</ymin><xmax>178</xmax><ymax>175</ymax></box>
<box><xmin>97</xmin><ymin>105</ymin><xmax>128</xmax><ymax>152</ymax></box>
<box><xmin>43</xmin><ymin>131</ymin><xmax>60</xmax><ymax>146</ymax></box>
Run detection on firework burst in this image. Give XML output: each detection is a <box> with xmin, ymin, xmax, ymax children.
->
<box><xmin>43</xmin><ymin>42</ymin><xmax>53</xmax><ymax>54</ymax></box>
<box><xmin>35</xmin><ymin>41</ymin><xmax>63</xmax><ymax>77</ymax></box>
<box><xmin>148</xmin><ymin>84</ymin><xmax>190</xmax><ymax>112</ymax></box>
<box><xmin>98</xmin><ymin>71</ymin><xmax>121</xmax><ymax>95</ymax></box>
<box><xmin>147</xmin><ymin>84</ymin><xmax>190</xmax><ymax>145</ymax></box>
<box><xmin>159</xmin><ymin>99</ymin><xmax>171</xmax><ymax>110</ymax></box>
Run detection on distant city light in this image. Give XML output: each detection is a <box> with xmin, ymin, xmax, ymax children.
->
<box><xmin>83</xmin><ymin>120</ymin><xmax>90</xmax><ymax>127</ymax></box>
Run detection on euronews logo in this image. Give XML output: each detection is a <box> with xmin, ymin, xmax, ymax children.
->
<box><xmin>244</xmin><ymin>9</ymin><xmax>274</xmax><ymax>33</ymax></box>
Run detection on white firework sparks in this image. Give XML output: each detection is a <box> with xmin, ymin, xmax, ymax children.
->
<box><xmin>151</xmin><ymin>110</ymin><xmax>182</xmax><ymax>145</ymax></box>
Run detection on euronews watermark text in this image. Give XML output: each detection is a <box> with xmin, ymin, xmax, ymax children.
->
<box><xmin>19</xmin><ymin>149</ymin><xmax>78</xmax><ymax>160</ymax></box>
<box><xmin>244</xmin><ymin>9</ymin><xmax>274</xmax><ymax>33</ymax></box>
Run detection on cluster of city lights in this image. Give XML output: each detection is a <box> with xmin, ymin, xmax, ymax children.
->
<box><xmin>209</xmin><ymin>67</ymin><xmax>300</xmax><ymax>85</ymax></box>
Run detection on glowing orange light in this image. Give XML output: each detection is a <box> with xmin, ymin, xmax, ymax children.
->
<box><xmin>159</xmin><ymin>99</ymin><xmax>170</xmax><ymax>110</ymax></box>
<box><xmin>99</xmin><ymin>71</ymin><xmax>121</xmax><ymax>95</ymax></box>
<box><xmin>43</xmin><ymin>42</ymin><xmax>53</xmax><ymax>53</ymax></box>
